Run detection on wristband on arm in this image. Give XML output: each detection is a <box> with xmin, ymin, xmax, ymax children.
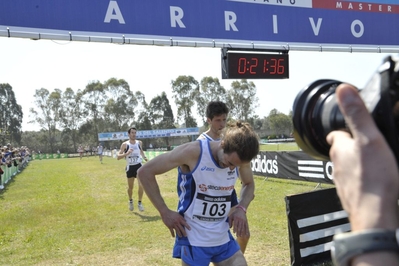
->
<box><xmin>331</xmin><ymin>228</ymin><xmax>399</xmax><ymax>266</ymax></box>
<box><xmin>236</xmin><ymin>205</ymin><xmax>247</xmax><ymax>214</ymax></box>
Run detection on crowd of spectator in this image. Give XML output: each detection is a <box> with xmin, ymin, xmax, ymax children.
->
<box><xmin>0</xmin><ymin>143</ymin><xmax>31</xmax><ymax>189</ymax></box>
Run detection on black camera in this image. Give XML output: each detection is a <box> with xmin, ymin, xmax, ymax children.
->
<box><xmin>292</xmin><ymin>55</ymin><xmax>399</xmax><ymax>162</ymax></box>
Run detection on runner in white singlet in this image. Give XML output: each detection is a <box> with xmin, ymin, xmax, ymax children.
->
<box><xmin>117</xmin><ymin>127</ymin><xmax>148</xmax><ymax>212</ymax></box>
<box><xmin>138</xmin><ymin>122</ymin><xmax>259</xmax><ymax>266</ymax></box>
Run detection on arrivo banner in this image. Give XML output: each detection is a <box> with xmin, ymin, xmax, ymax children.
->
<box><xmin>0</xmin><ymin>0</ymin><xmax>398</xmax><ymax>50</ymax></box>
<box><xmin>251</xmin><ymin>151</ymin><xmax>334</xmax><ymax>184</ymax></box>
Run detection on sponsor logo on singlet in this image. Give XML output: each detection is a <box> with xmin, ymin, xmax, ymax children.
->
<box><xmin>198</xmin><ymin>183</ymin><xmax>235</xmax><ymax>192</ymax></box>
<box><xmin>200</xmin><ymin>165</ymin><xmax>215</xmax><ymax>172</ymax></box>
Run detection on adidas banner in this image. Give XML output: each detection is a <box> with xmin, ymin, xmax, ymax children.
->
<box><xmin>285</xmin><ymin>188</ymin><xmax>350</xmax><ymax>266</ymax></box>
<box><xmin>251</xmin><ymin>151</ymin><xmax>334</xmax><ymax>184</ymax></box>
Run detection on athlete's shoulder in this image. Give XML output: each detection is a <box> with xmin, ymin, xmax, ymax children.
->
<box><xmin>197</xmin><ymin>132</ymin><xmax>214</xmax><ymax>141</ymax></box>
<box><xmin>197</xmin><ymin>133</ymin><xmax>206</xmax><ymax>140</ymax></box>
<box><xmin>120</xmin><ymin>141</ymin><xmax>129</xmax><ymax>148</ymax></box>
<box><xmin>174</xmin><ymin>140</ymin><xmax>201</xmax><ymax>154</ymax></box>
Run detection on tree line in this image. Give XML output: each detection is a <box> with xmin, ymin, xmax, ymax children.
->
<box><xmin>0</xmin><ymin>77</ymin><xmax>293</xmax><ymax>153</ymax></box>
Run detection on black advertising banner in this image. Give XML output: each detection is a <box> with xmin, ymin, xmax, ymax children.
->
<box><xmin>251</xmin><ymin>151</ymin><xmax>334</xmax><ymax>184</ymax></box>
<box><xmin>285</xmin><ymin>188</ymin><xmax>350</xmax><ymax>266</ymax></box>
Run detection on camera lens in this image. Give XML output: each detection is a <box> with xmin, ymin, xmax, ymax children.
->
<box><xmin>292</xmin><ymin>79</ymin><xmax>346</xmax><ymax>160</ymax></box>
<box><xmin>292</xmin><ymin>56</ymin><xmax>399</xmax><ymax>163</ymax></box>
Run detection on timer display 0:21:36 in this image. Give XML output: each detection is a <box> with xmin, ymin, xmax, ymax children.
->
<box><xmin>227</xmin><ymin>52</ymin><xmax>289</xmax><ymax>79</ymax></box>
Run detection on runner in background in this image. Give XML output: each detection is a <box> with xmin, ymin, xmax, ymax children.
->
<box><xmin>78</xmin><ymin>145</ymin><xmax>84</xmax><ymax>160</ymax></box>
<box><xmin>117</xmin><ymin>127</ymin><xmax>148</xmax><ymax>212</ymax></box>
<box><xmin>97</xmin><ymin>143</ymin><xmax>104</xmax><ymax>164</ymax></box>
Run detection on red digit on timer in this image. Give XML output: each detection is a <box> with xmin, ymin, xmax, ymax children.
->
<box><xmin>249</xmin><ymin>58</ymin><xmax>258</xmax><ymax>74</ymax></box>
<box><xmin>277</xmin><ymin>59</ymin><xmax>285</xmax><ymax>74</ymax></box>
<box><xmin>237</xmin><ymin>57</ymin><xmax>258</xmax><ymax>75</ymax></box>
<box><xmin>270</xmin><ymin>59</ymin><xmax>285</xmax><ymax>74</ymax></box>
<box><xmin>238</xmin><ymin>57</ymin><xmax>246</xmax><ymax>74</ymax></box>
<box><xmin>263</xmin><ymin>59</ymin><xmax>268</xmax><ymax>73</ymax></box>
<box><xmin>270</xmin><ymin>59</ymin><xmax>277</xmax><ymax>74</ymax></box>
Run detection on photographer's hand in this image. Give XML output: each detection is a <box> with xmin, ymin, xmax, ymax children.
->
<box><xmin>327</xmin><ymin>84</ymin><xmax>399</xmax><ymax>265</ymax></box>
<box><xmin>327</xmin><ymin>83</ymin><xmax>399</xmax><ymax>231</ymax></box>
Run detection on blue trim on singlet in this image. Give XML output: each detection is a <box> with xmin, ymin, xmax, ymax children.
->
<box><xmin>200</xmin><ymin>133</ymin><xmax>213</xmax><ymax>141</ymax></box>
<box><xmin>206</xmin><ymin>140</ymin><xmax>220</xmax><ymax>169</ymax></box>
<box><xmin>175</xmin><ymin>140</ymin><xmax>205</xmax><ymax>247</ymax></box>
<box><xmin>176</xmin><ymin>140</ymin><xmax>202</xmax><ymax>216</ymax></box>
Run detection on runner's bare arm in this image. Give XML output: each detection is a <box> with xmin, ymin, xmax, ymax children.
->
<box><xmin>117</xmin><ymin>142</ymin><xmax>128</xmax><ymax>160</ymax></box>
<box><xmin>137</xmin><ymin>142</ymin><xmax>199</xmax><ymax>237</ymax></box>
<box><xmin>139</xmin><ymin>140</ymin><xmax>148</xmax><ymax>161</ymax></box>
<box><xmin>237</xmin><ymin>163</ymin><xmax>255</xmax><ymax>209</ymax></box>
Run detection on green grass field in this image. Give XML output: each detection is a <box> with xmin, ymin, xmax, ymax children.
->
<box><xmin>0</xmin><ymin>153</ymin><xmax>332</xmax><ymax>266</ymax></box>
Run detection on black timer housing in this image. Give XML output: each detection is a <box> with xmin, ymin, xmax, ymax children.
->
<box><xmin>221</xmin><ymin>48</ymin><xmax>289</xmax><ymax>79</ymax></box>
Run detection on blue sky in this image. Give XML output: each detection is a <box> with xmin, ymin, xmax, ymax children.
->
<box><xmin>0</xmin><ymin>37</ymin><xmax>392</xmax><ymax>131</ymax></box>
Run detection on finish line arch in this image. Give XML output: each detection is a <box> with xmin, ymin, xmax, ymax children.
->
<box><xmin>1</xmin><ymin>1</ymin><xmax>399</xmax><ymax>53</ymax></box>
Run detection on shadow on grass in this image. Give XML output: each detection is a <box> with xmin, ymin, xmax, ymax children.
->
<box><xmin>133</xmin><ymin>212</ymin><xmax>162</xmax><ymax>222</ymax></box>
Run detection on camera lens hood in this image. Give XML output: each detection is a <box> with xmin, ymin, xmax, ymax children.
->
<box><xmin>292</xmin><ymin>79</ymin><xmax>342</xmax><ymax>160</ymax></box>
<box><xmin>293</xmin><ymin>56</ymin><xmax>399</xmax><ymax>164</ymax></box>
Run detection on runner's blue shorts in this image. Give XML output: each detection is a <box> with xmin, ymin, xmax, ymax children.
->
<box><xmin>173</xmin><ymin>232</ymin><xmax>240</xmax><ymax>266</ymax></box>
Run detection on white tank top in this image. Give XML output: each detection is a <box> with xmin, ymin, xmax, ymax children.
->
<box><xmin>177</xmin><ymin>139</ymin><xmax>239</xmax><ymax>247</ymax></box>
<box><xmin>125</xmin><ymin>141</ymin><xmax>142</xmax><ymax>166</ymax></box>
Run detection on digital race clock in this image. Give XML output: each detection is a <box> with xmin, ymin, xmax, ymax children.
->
<box><xmin>221</xmin><ymin>48</ymin><xmax>289</xmax><ymax>79</ymax></box>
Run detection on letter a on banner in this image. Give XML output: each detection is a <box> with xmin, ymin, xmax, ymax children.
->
<box><xmin>104</xmin><ymin>1</ymin><xmax>125</xmax><ymax>24</ymax></box>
